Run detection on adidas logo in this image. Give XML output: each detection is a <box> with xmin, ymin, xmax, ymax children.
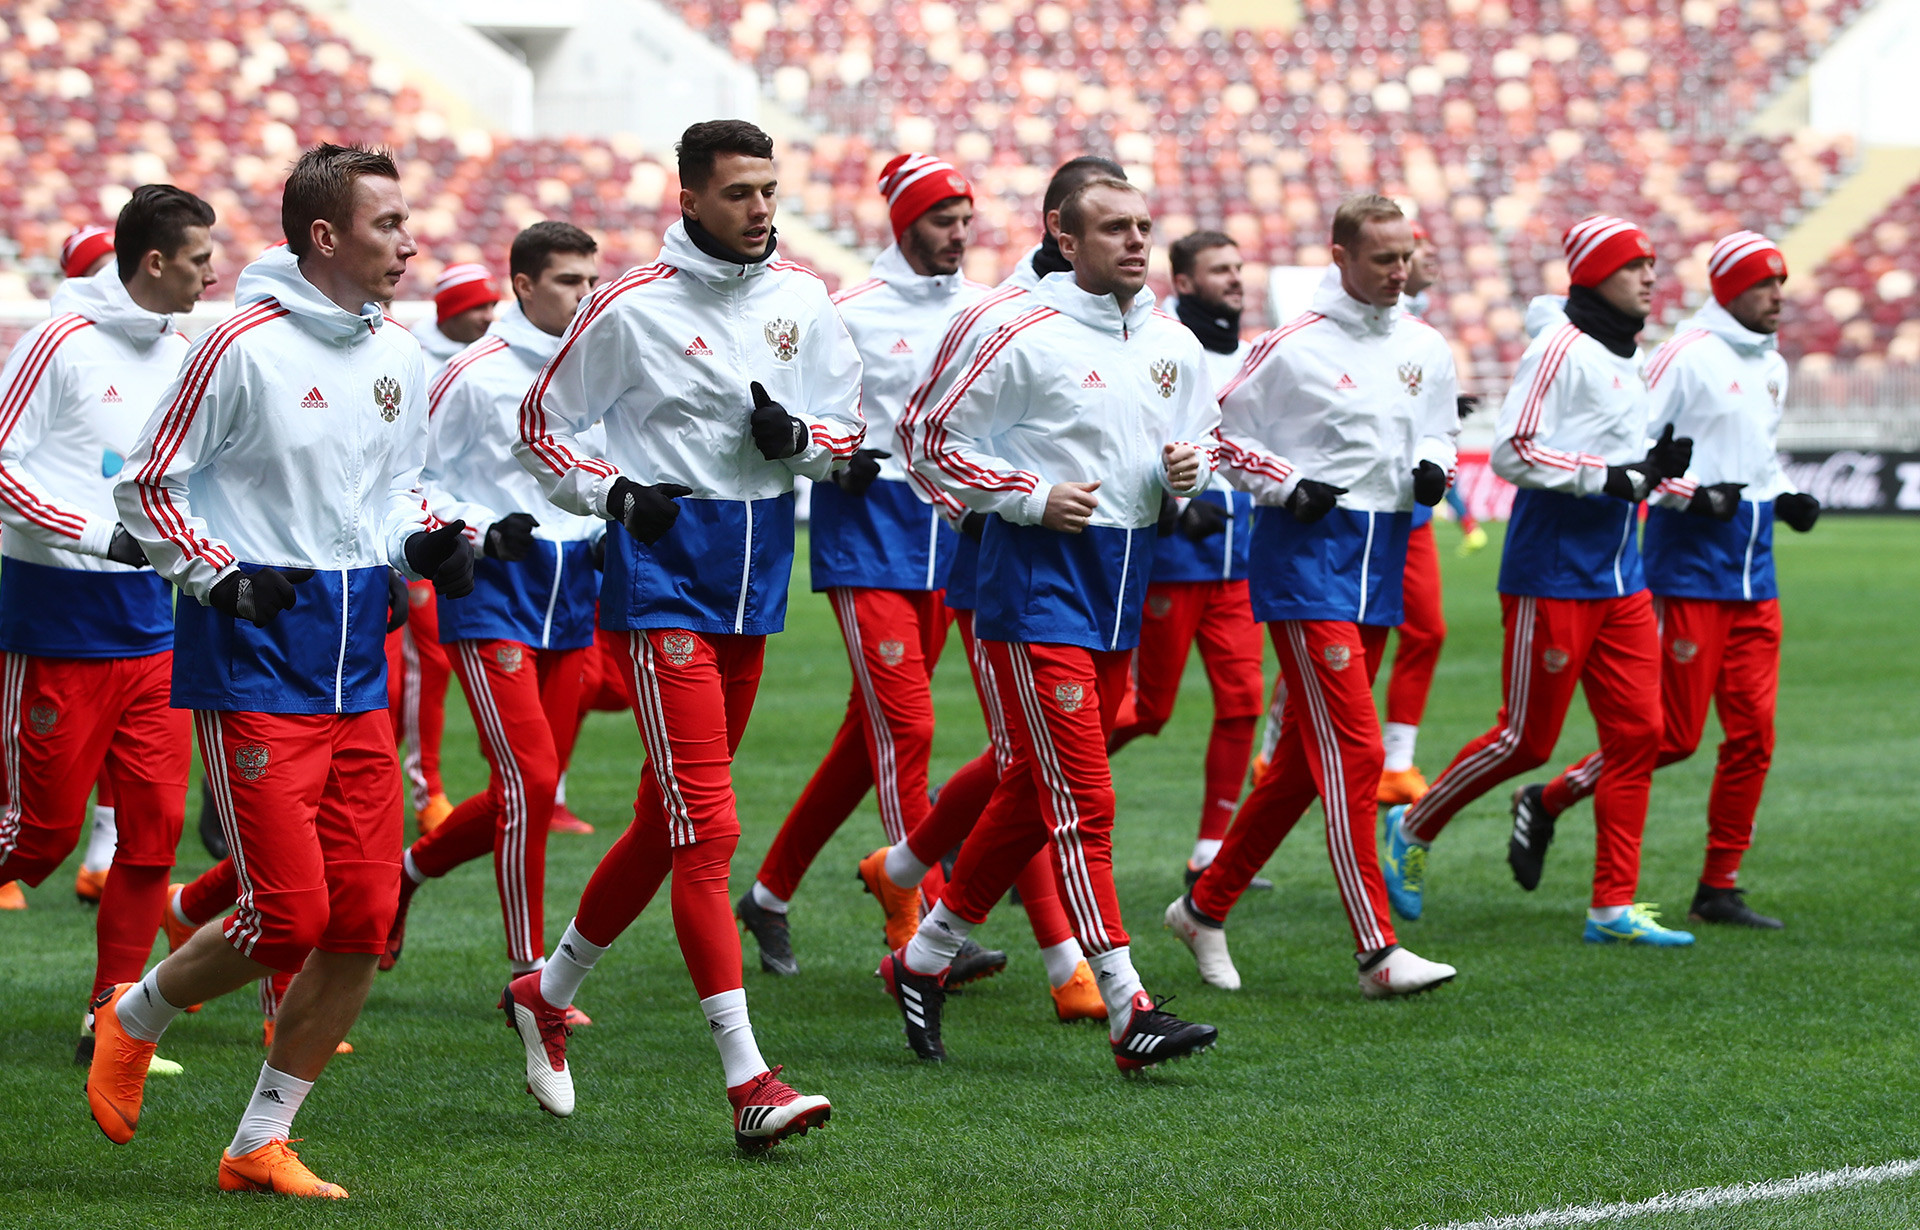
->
<box><xmin>560</xmin><ymin>943</ymin><xmax>576</xmax><ymax>960</ymax></box>
<box><xmin>1612</xmin><ymin>376</ymin><xmax>1623</xmax><ymax>389</ymax></box>
<box><xmin>1335</xmin><ymin>373</ymin><xmax>1356</xmax><ymax>391</ymax></box>
<box><xmin>1728</xmin><ymin>381</ymin><xmax>1742</xmax><ymax>394</ymax></box>
<box><xmin>261</xmin><ymin>1088</ymin><xmax>285</xmax><ymax>1104</ymax></box>
<box><xmin>101</xmin><ymin>385</ymin><xmax>122</xmax><ymax>403</ymax></box>
<box><xmin>738</xmin><ymin>1105</ymin><xmax>778</xmax><ymax>1131</ymax></box>
<box><xmin>1082</xmin><ymin>370</ymin><xmax>1106</xmax><ymax>389</ymax></box>
<box><xmin>300</xmin><ymin>386</ymin><xmax>327</xmax><ymax>408</ymax></box>
<box><xmin>1123</xmin><ymin>1033</ymin><xmax>1165</xmax><ymax>1054</ymax></box>
<box><xmin>890</xmin><ymin>338</ymin><xmax>913</xmax><ymax>355</ymax></box>
<box><xmin>685</xmin><ymin>336</ymin><xmax>713</xmax><ymax>356</ymax></box>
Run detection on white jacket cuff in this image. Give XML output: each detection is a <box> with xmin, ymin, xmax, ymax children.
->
<box><xmin>1015</xmin><ymin>484</ymin><xmax>1052</xmax><ymax>526</ymax></box>
<box><xmin>77</xmin><ymin>518</ymin><xmax>117</xmax><ymax>559</ymax></box>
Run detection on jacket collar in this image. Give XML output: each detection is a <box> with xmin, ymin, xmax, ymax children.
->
<box><xmin>236</xmin><ymin>246</ymin><xmax>384</xmax><ymax>343</ymax></box>
<box><xmin>661</xmin><ymin>219</ymin><xmax>776</xmax><ymax>288</ymax></box>
<box><xmin>489</xmin><ymin>299</ymin><xmax>561</xmax><ymax>364</ymax></box>
<box><xmin>1688</xmin><ymin>299</ymin><xmax>1777</xmax><ymax>356</ymax></box>
<box><xmin>868</xmin><ymin>244</ymin><xmax>970</xmax><ymax>302</ymax></box>
<box><xmin>1524</xmin><ymin>294</ymin><xmax>1570</xmax><ymax>339</ymax></box>
<box><xmin>52</xmin><ymin>270</ymin><xmax>175</xmax><ymax>348</ymax></box>
<box><xmin>1032</xmin><ymin>271</ymin><xmax>1157</xmax><ymax>337</ymax></box>
<box><xmin>1311</xmin><ymin>264</ymin><xmax>1398</xmax><ymax>336</ymax></box>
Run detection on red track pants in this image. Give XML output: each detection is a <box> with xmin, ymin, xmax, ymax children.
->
<box><xmin>1110</xmin><ymin>580</ymin><xmax>1265</xmax><ymax>844</ymax></box>
<box><xmin>385</xmin><ymin>581</ymin><xmax>450</xmax><ymax>807</ymax></box>
<box><xmin>756</xmin><ymin>588</ymin><xmax>950</xmax><ymax>900</ymax></box>
<box><xmin>1406</xmin><ymin>592</ymin><xmax>1661</xmax><ymax>907</ymax></box>
<box><xmin>1542</xmin><ymin>596</ymin><xmax>1780</xmax><ymax>889</ymax></box>
<box><xmin>408</xmin><ymin>640</ymin><xmax>585</xmax><ymax>966</ymax></box>
<box><xmin>1191</xmin><ymin>622</ymin><xmax>1396</xmax><ymax>953</ymax></box>
<box><xmin>1386</xmin><ymin>522</ymin><xmax>1447</xmax><ymax>728</ymax></box>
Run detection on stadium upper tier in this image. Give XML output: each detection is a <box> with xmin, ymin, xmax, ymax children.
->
<box><xmin>1786</xmin><ymin>176</ymin><xmax>1920</xmax><ymax>365</ymax></box>
<box><xmin>0</xmin><ymin>0</ymin><xmax>1880</xmax><ymax>367</ymax></box>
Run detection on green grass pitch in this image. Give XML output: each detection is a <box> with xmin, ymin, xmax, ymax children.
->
<box><xmin>2</xmin><ymin>518</ymin><xmax>1916</xmax><ymax>1229</ymax></box>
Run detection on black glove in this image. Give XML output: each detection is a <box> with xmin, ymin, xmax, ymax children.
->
<box><xmin>1286</xmin><ymin>478</ymin><xmax>1348</xmax><ymax>525</ymax></box>
<box><xmin>1603</xmin><ymin>464</ymin><xmax>1659</xmax><ymax>503</ymax></box>
<box><xmin>1686</xmin><ymin>482</ymin><xmax>1746</xmax><ymax>522</ymax></box>
<box><xmin>832</xmin><ymin>449</ymin><xmax>889</xmax><ymax>497</ymax></box>
<box><xmin>1156</xmin><ymin>492</ymin><xmax>1180</xmax><ymax>537</ymax></box>
<box><xmin>1643</xmin><ymin>423</ymin><xmax>1693</xmax><ymax>480</ymax></box>
<box><xmin>1456</xmin><ymin>394</ymin><xmax>1480</xmax><ymax>419</ymax></box>
<box><xmin>1412</xmin><ymin>460</ymin><xmax>1448</xmax><ymax>507</ymax></box>
<box><xmin>959</xmin><ymin>511</ymin><xmax>987</xmax><ymax>542</ymax></box>
<box><xmin>386</xmin><ymin>569</ymin><xmax>409</xmax><ymax>633</ymax></box>
<box><xmin>483</xmin><ymin>512</ymin><xmax>540</xmax><ymax>562</ymax></box>
<box><xmin>1177</xmin><ymin>497</ymin><xmax>1228</xmax><ymax>541</ymax></box>
<box><xmin>208</xmin><ymin>566</ymin><xmax>316</xmax><ymax>628</ymax></box>
<box><xmin>608</xmin><ymin>476</ymin><xmax>693</xmax><ymax>546</ymax></box>
<box><xmin>1775</xmin><ymin>491</ymin><xmax>1820</xmax><ymax>533</ymax></box>
<box><xmin>749</xmin><ymin>381</ymin><xmax>807</xmax><ymax>460</ymax></box>
<box><xmin>105</xmin><ymin>524</ymin><xmax>150</xmax><ymax>568</ymax></box>
<box><xmin>588</xmin><ymin>529</ymin><xmax>608</xmax><ymax>571</ymax></box>
<box><xmin>405</xmin><ymin>520</ymin><xmax>476</xmax><ymax>599</ymax></box>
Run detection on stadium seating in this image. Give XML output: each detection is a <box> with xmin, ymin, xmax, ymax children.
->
<box><xmin>1782</xmin><ymin>177</ymin><xmax>1920</xmax><ymax>363</ymax></box>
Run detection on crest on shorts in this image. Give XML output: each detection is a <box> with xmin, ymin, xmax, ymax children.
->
<box><xmin>25</xmin><ymin>703</ymin><xmax>57</xmax><ymax>735</ymax></box>
<box><xmin>876</xmin><ymin>639</ymin><xmax>906</xmax><ymax>667</ymax></box>
<box><xmin>661</xmin><ymin>633</ymin><xmax>697</xmax><ymax>667</ymax></box>
<box><xmin>1672</xmin><ymin>639</ymin><xmax>1699</xmax><ymax>664</ymax></box>
<box><xmin>234</xmin><ymin>742</ymin><xmax>270</xmax><ymax>782</ymax></box>
<box><xmin>373</xmin><ymin>375</ymin><xmax>402</xmax><ymax>422</ymax></box>
<box><xmin>1398</xmin><ymin>362</ymin><xmax>1424</xmax><ymax>397</ymax></box>
<box><xmin>1323</xmin><ymin>644</ymin><xmax>1351</xmax><ymax>672</ymax></box>
<box><xmin>1543</xmin><ymin>647</ymin><xmax>1570</xmax><ymax>674</ymax></box>
<box><xmin>1149</xmin><ymin>358</ymin><xmax>1178</xmax><ymax>399</ymax></box>
<box><xmin>1147</xmin><ymin>594</ymin><xmax>1173</xmax><ymax>619</ymax></box>
<box><xmin>764</xmin><ymin>318</ymin><xmax>800</xmax><ymax>361</ymax></box>
<box><xmin>495</xmin><ymin>645</ymin><xmax>524</xmax><ymax>673</ymax></box>
<box><xmin>1054</xmin><ymin>682</ymin><xmax>1086</xmax><ymax>713</ymax></box>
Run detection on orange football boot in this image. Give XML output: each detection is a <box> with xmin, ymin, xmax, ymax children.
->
<box><xmin>261</xmin><ymin>1019</ymin><xmax>352</xmax><ymax>1054</ymax></box>
<box><xmin>856</xmin><ymin>847</ymin><xmax>922</xmax><ymax>951</ymax></box>
<box><xmin>562</xmin><ymin>1004</ymin><xmax>593</xmax><ymax>1028</ymax></box>
<box><xmin>1377</xmin><ymin>767</ymin><xmax>1430</xmax><ymax>806</ymax></box>
<box><xmin>85</xmin><ymin>983</ymin><xmax>155</xmax><ymax>1143</ymax></box>
<box><xmin>0</xmin><ymin>880</ymin><xmax>24</xmax><ymax>909</ymax></box>
<box><xmin>1050</xmin><ymin>961</ymin><xmax>1107</xmax><ymax>1022</ymax></box>
<box><xmin>417</xmin><ymin>792</ymin><xmax>453</xmax><ymax>834</ymax></box>
<box><xmin>549</xmin><ymin>804</ymin><xmax>594</xmax><ymax>834</ymax></box>
<box><xmin>75</xmin><ymin>865</ymin><xmax>108</xmax><ymax>904</ymax></box>
<box><xmin>218</xmin><ymin>1139</ymin><xmax>348</xmax><ymax>1199</ymax></box>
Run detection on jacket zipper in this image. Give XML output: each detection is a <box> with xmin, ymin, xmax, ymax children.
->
<box><xmin>1356</xmin><ymin>511</ymin><xmax>1375</xmax><ymax>620</ymax></box>
<box><xmin>541</xmin><ymin>539</ymin><xmax>563</xmax><ymax>648</ymax></box>
<box><xmin>924</xmin><ymin>505</ymin><xmax>939</xmax><ymax>590</ymax></box>
<box><xmin>734</xmin><ymin>499</ymin><xmax>754</xmax><ymax>635</ymax></box>
<box><xmin>1741</xmin><ymin>501</ymin><xmax>1759</xmax><ymax>601</ymax></box>
<box><xmin>1612</xmin><ymin>506</ymin><xmax>1633</xmax><ymax>596</ymax></box>
<box><xmin>334</xmin><ymin>567</ymin><xmax>349</xmax><ymax>713</ymax></box>
<box><xmin>1111</xmin><ymin>528</ymin><xmax>1133</xmax><ymax>650</ymax></box>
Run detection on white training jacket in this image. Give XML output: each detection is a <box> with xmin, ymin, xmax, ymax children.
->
<box><xmin>513</xmin><ymin>220</ymin><xmax>865</xmax><ymax>517</ymax></box>
<box><xmin>1492</xmin><ymin>295</ymin><xmax>1650</xmax><ymax>494</ymax></box>
<box><xmin>116</xmin><ymin>244</ymin><xmax>433</xmax><ymax>600</ymax></box>
<box><xmin>422</xmin><ymin>300</ymin><xmax>602</xmax><ymax>545</ymax></box>
<box><xmin>1218</xmin><ymin>265</ymin><xmax>1460</xmax><ymax>511</ymax></box>
<box><xmin>1643</xmin><ymin>298</ymin><xmax>1796</xmax><ymax>505</ymax></box>
<box><xmin>0</xmin><ymin>270</ymin><xmax>186</xmax><ymax>568</ymax></box>
<box><xmin>912</xmin><ymin>273</ymin><xmax>1219</xmax><ymax>530</ymax></box>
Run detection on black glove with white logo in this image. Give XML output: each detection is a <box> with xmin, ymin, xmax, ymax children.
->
<box><xmin>1412</xmin><ymin>460</ymin><xmax>1448</xmax><ymax>507</ymax></box>
<box><xmin>387</xmin><ymin>569</ymin><xmax>409</xmax><ymax>633</ymax></box>
<box><xmin>1286</xmin><ymin>478</ymin><xmax>1348</xmax><ymax>525</ymax></box>
<box><xmin>405</xmin><ymin>520</ymin><xmax>476</xmax><ymax>599</ymax></box>
<box><xmin>749</xmin><ymin>381</ymin><xmax>807</xmax><ymax>460</ymax></box>
<box><xmin>1775</xmin><ymin>491</ymin><xmax>1820</xmax><ymax>532</ymax></box>
<box><xmin>1156</xmin><ymin>492</ymin><xmax>1180</xmax><ymax>537</ymax></box>
<box><xmin>608</xmin><ymin>477</ymin><xmax>693</xmax><ymax>546</ymax></box>
<box><xmin>209</xmin><ymin>566</ymin><xmax>317</xmax><ymax>628</ymax></box>
<box><xmin>1686</xmin><ymin>482</ymin><xmax>1746</xmax><ymax>522</ymax></box>
<box><xmin>483</xmin><ymin>512</ymin><xmax>540</xmax><ymax>562</ymax></box>
<box><xmin>1642</xmin><ymin>423</ymin><xmax>1693</xmax><ymax>480</ymax></box>
<box><xmin>832</xmin><ymin>449</ymin><xmax>889</xmax><ymax>497</ymax></box>
<box><xmin>1178</xmin><ymin>497</ymin><xmax>1228</xmax><ymax>541</ymax></box>
<box><xmin>1603</xmin><ymin>463</ymin><xmax>1660</xmax><ymax>503</ymax></box>
<box><xmin>960</xmin><ymin>511</ymin><xmax>987</xmax><ymax>542</ymax></box>
<box><xmin>1456</xmin><ymin>394</ymin><xmax>1480</xmax><ymax>419</ymax></box>
<box><xmin>105</xmin><ymin>524</ymin><xmax>150</xmax><ymax>568</ymax></box>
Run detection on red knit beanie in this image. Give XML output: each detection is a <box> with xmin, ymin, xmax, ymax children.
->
<box><xmin>61</xmin><ymin>226</ymin><xmax>115</xmax><ymax>279</ymax></box>
<box><xmin>434</xmin><ymin>263</ymin><xmax>500</xmax><ymax>323</ymax></box>
<box><xmin>1708</xmin><ymin>231</ymin><xmax>1787</xmax><ymax>305</ymax></box>
<box><xmin>877</xmin><ymin>154</ymin><xmax>973</xmax><ymax>242</ymax></box>
<box><xmin>1563</xmin><ymin>215</ymin><xmax>1655</xmax><ymax>288</ymax></box>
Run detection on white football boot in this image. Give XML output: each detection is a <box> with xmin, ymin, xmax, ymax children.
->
<box><xmin>1357</xmin><ymin>946</ymin><xmax>1457</xmax><ymax>1000</ymax></box>
<box><xmin>1164</xmin><ymin>895</ymin><xmax>1241</xmax><ymax>991</ymax></box>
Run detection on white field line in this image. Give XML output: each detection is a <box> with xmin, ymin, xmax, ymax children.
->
<box><xmin>1402</xmin><ymin>1158</ymin><xmax>1920</xmax><ymax>1229</ymax></box>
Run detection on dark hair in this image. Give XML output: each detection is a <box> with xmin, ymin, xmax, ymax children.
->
<box><xmin>510</xmin><ymin>221</ymin><xmax>598</xmax><ymax>283</ymax></box>
<box><xmin>676</xmin><ymin>120</ymin><xmax>775</xmax><ymax>191</ymax></box>
<box><xmin>1331</xmin><ymin>193</ymin><xmax>1404</xmax><ymax>251</ymax></box>
<box><xmin>281</xmin><ymin>143</ymin><xmax>400</xmax><ymax>258</ymax></box>
<box><xmin>115</xmin><ymin>185</ymin><xmax>215</xmax><ymax>282</ymax></box>
<box><xmin>1170</xmin><ymin>230</ymin><xmax>1236</xmax><ymax>280</ymax></box>
<box><xmin>1043</xmin><ymin>156</ymin><xmax>1127</xmax><ymax>216</ymax></box>
<box><xmin>1056</xmin><ymin>177</ymin><xmax>1142</xmax><ymax>237</ymax></box>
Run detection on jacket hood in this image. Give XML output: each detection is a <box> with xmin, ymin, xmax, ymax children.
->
<box><xmin>1032</xmin><ymin>271</ymin><xmax>1158</xmax><ymax>336</ymax></box>
<box><xmin>1687</xmin><ymin>298</ymin><xmax>1777</xmax><ymax>355</ymax></box>
<box><xmin>52</xmin><ymin>270</ymin><xmax>176</xmax><ymax>348</ymax></box>
<box><xmin>869</xmin><ymin>244</ymin><xmax>972</xmax><ymax>302</ymax></box>
<box><xmin>1311</xmin><ymin>264</ymin><xmax>1398</xmax><ymax>336</ymax></box>
<box><xmin>1402</xmin><ymin>289</ymin><xmax>1431</xmax><ymax>319</ymax></box>
<box><xmin>236</xmin><ymin>246</ymin><xmax>385</xmax><ymax>343</ymax></box>
<box><xmin>661</xmin><ymin>219</ymin><xmax>776</xmax><ymax>288</ymax></box>
<box><xmin>1002</xmin><ymin>245</ymin><xmax>1044</xmax><ymax>292</ymax></box>
<box><xmin>1525</xmin><ymin>294</ymin><xmax>1570</xmax><ymax>338</ymax></box>
<box><xmin>490</xmin><ymin>298</ymin><xmax>561</xmax><ymax>364</ymax></box>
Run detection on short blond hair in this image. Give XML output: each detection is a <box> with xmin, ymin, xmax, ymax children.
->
<box><xmin>1331</xmin><ymin>194</ymin><xmax>1405</xmax><ymax>251</ymax></box>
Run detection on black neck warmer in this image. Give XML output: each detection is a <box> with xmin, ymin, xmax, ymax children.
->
<box><xmin>1030</xmin><ymin>230</ymin><xmax>1072</xmax><ymax>278</ymax></box>
<box><xmin>1176</xmin><ymin>294</ymin><xmax>1243</xmax><ymax>355</ymax></box>
<box><xmin>684</xmin><ymin>216</ymin><xmax>778</xmax><ymax>266</ymax></box>
<box><xmin>1563</xmin><ymin>283</ymin><xmax>1644</xmax><ymax>358</ymax></box>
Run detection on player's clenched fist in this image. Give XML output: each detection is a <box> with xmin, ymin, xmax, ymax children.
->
<box><xmin>1162</xmin><ymin>442</ymin><xmax>1201</xmax><ymax>491</ymax></box>
<box><xmin>1041</xmin><ymin>480</ymin><xmax>1101</xmax><ymax>533</ymax></box>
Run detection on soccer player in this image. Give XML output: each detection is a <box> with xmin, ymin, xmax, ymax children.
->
<box><xmin>412</xmin><ymin>262</ymin><xmax>500</xmax><ymax>365</ymax></box>
<box><xmin>888</xmin><ymin>175</ymin><xmax>1220</xmax><ymax>1069</ymax></box>
<box><xmin>1165</xmin><ymin>196</ymin><xmax>1461</xmax><ymax>998</ymax></box>
<box><xmin>0</xmin><ymin>186</ymin><xmax>214</xmax><ymax>1054</ymax></box>
<box><xmin>95</xmin><ymin>143</ymin><xmax>476</xmax><ymax>1197</ymax></box>
<box><xmin>382</xmin><ymin>221</ymin><xmax>605</xmax><ymax>989</ymax></box>
<box><xmin>1108</xmin><ymin>230</ymin><xmax>1264</xmax><ymax>887</ymax></box>
<box><xmin>1405</xmin><ymin>227</ymin><xmax>1489</xmax><ymax>557</ymax></box>
<box><xmin>1381</xmin><ymin>215</ymin><xmax>1697</xmax><ymax>946</ymax></box>
<box><xmin>737</xmin><ymin>153</ymin><xmax>984</xmax><ymax>975</ymax></box>
<box><xmin>505</xmin><ymin>120</ymin><xmax>858</xmax><ymax>1148</ymax></box>
<box><xmin>1515</xmin><ymin>231</ymin><xmax>1811</xmax><ymax>930</ymax></box>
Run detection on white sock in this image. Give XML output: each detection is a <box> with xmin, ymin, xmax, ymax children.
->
<box><xmin>1039</xmin><ymin>939</ymin><xmax>1083</xmax><ymax>988</ymax></box>
<box><xmin>883</xmin><ymin>841</ymin><xmax>930</xmax><ymax>889</ymax></box>
<box><xmin>510</xmin><ymin>955</ymin><xmax>545</xmax><ymax>976</ymax></box>
<box><xmin>227</xmin><ymin>1063</ymin><xmax>313</xmax><ymax>1157</ymax></box>
<box><xmin>1396</xmin><ymin>810</ymin><xmax>1430</xmax><ymax>849</ymax></box>
<box><xmin>402</xmin><ymin>849</ymin><xmax>426</xmax><ymax>885</ymax></box>
<box><xmin>1087</xmin><ymin>946</ymin><xmax>1145</xmax><ymax>1040</ymax></box>
<box><xmin>539</xmin><ymin>920</ymin><xmax>607</xmax><ymax>1008</ymax></box>
<box><xmin>81</xmin><ymin>805</ymin><xmax>117</xmax><ymax>873</ymax></box>
<box><xmin>1189</xmin><ymin>838</ymin><xmax>1223</xmax><ymax>869</ymax></box>
<box><xmin>555</xmin><ymin>772</ymin><xmax>568</xmax><ymax>807</ymax></box>
<box><xmin>1588</xmin><ymin>905</ymin><xmax>1629</xmax><ymax>924</ymax></box>
<box><xmin>115</xmin><ymin>966</ymin><xmax>184</xmax><ymax>1043</ymax></box>
<box><xmin>1383</xmin><ymin>722</ymin><xmax>1418</xmax><ymax>773</ymax></box>
<box><xmin>700</xmin><ymin>988</ymin><xmax>769</xmax><ymax>1088</ymax></box>
<box><xmin>903</xmin><ymin>902</ymin><xmax>970</xmax><ymax>974</ymax></box>
<box><xmin>749</xmin><ymin>881</ymin><xmax>788</xmax><ymax>914</ymax></box>
<box><xmin>169</xmin><ymin>885</ymin><xmax>195</xmax><ymax>928</ymax></box>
